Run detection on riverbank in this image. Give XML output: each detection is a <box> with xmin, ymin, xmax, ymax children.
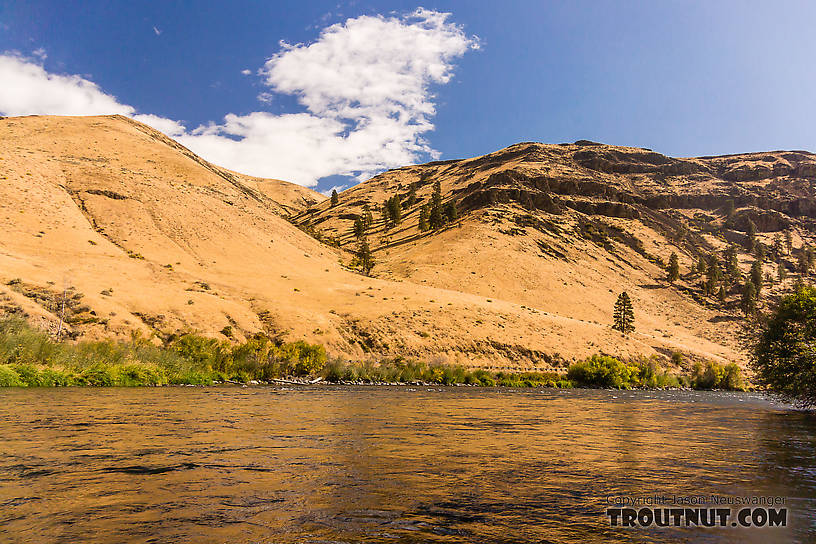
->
<box><xmin>0</xmin><ymin>316</ymin><xmax>746</xmax><ymax>390</ymax></box>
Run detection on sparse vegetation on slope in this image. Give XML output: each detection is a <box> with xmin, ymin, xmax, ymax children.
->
<box><xmin>6</xmin><ymin>116</ymin><xmax>816</xmax><ymax>370</ymax></box>
<box><xmin>0</xmin><ymin>317</ymin><xmax>746</xmax><ymax>390</ymax></box>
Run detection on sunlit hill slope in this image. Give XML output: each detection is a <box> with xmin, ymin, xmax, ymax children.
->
<box><xmin>3</xmin><ymin>115</ymin><xmax>815</xmax><ymax>369</ymax></box>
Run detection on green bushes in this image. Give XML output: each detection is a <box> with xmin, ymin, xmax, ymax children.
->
<box><xmin>320</xmin><ymin>358</ymin><xmax>572</xmax><ymax>388</ymax></box>
<box><xmin>691</xmin><ymin>361</ymin><xmax>745</xmax><ymax>391</ymax></box>
<box><xmin>0</xmin><ymin>317</ymin><xmax>330</xmax><ymax>386</ymax></box>
<box><xmin>566</xmin><ymin>355</ymin><xmax>741</xmax><ymax>390</ymax></box>
<box><xmin>0</xmin><ymin>365</ymin><xmax>23</xmax><ymax>386</ymax></box>
<box><xmin>568</xmin><ymin>355</ymin><xmax>640</xmax><ymax>388</ymax></box>
<box><xmin>0</xmin><ymin>316</ymin><xmax>748</xmax><ymax>390</ymax></box>
<box><xmin>752</xmin><ymin>285</ymin><xmax>816</xmax><ymax>408</ymax></box>
<box><xmin>281</xmin><ymin>341</ymin><xmax>327</xmax><ymax>376</ymax></box>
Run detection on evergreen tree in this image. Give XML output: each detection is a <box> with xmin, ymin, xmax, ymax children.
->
<box><xmin>785</xmin><ymin>230</ymin><xmax>793</xmax><ymax>254</ymax></box>
<box><xmin>667</xmin><ymin>252</ymin><xmax>680</xmax><ymax>284</ymax></box>
<box><xmin>444</xmin><ymin>200</ymin><xmax>458</xmax><ymax>223</ymax></box>
<box><xmin>705</xmin><ymin>253</ymin><xmax>722</xmax><ymax>295</ymax></box>
<box><xmin>745</xmin><ymin>219</ymin><xmax>757</xmax><ymax>252</ymax></box>
<box><xmin>798</xmin><ymin>249</ymin><xmax>810</xmax><ymax>275</ymax></box>
<box><xmin>361</xmin><ymin>204</ymin><xmax>373</xmax><ymax>229</ymax></box>
<box><xmin>612</xmin><ymin>292</ymin><xmax>635</xmax><ymax>335</ymax></box>
<box><xmin>741</xmin><ymin>280</ymin><xmax>757</xmax><ymax>315</ymax></box>
<box><xmin>353</xmin><ymin>217</ymin><xmax>365</xmax><ymax>239</ymax></box>
<box><xmin>429</xmin><ymin>181</ymin><xmax>445</xmax><ymax>229</ymax></box>
<box><xmin>724</xmin><ymin>200</ymin><xmax>736</xmax><ymax>229</ymax></box>
<box><xmin>354</xmin><ymin>238</ymin><xmax>375</xmax><ymax>276</ymax></box>
<box><xmin>753</xmin><ymin>242</ymin><xmax>765</xmax><ymax>263</ymax></box>
<box><xmin>405</xmin><ymin>184</ymin><xmax>417</xmax><ymax>208</ymax></box>
<box><xmin>717</xmin><ymin>284</ymin><xmax>727</xmax><ymax>303</ymax></box>
<box><xmin>750</xmin><ymin>260</ymin><xmax>763</xmax><ymax>295</ymax></box>
<box><xmin>330</xmin><ymin>189</ymin><xmax>339</xmax><ymax>207</ymax></box>
<box><xmin>387</xmin><ymin>195</ymin><xmax>402</xmax><ymax>225</ymax></box>
<box><xmin>772</xmin><ymin>234</ymin><xmax>782</xmax><ymax>260</ymax></box>
<box><xmin>418</xmin><ymin>205</ymin><xmax>430</xmax><ymax>232</ymax></box>
<box><xmin>724</xmin><ymin>246</ymin><xmax>740</xmax><ymax>285</ymax></box>
<box><xmin>696</xmin><ymin>256</ymin><xmax>706</xmax><ymax>277</ymax></box>
<box><xmin>381</xmin><ymin>200</ymin><xmax>390</xmax><ymax>230</ymax></box>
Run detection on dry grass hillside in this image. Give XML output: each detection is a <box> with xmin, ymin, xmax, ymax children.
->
<box><xmin>295</xmin><ymin>141</ymin><xmax>816</xmax><ymax>368</ymax></box>
<box><xmin>4</xmin><ymin>116</ymin><xmax>813</xmax><ymax>370</ymax></box>
<box><xmin>1</xmin><ymin>115</ymin><xmax>724</xmax><ymax>371</ymax></box>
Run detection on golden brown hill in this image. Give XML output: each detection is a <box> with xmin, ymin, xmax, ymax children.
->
<box><xmin>3</xmin><ymin>115</ymin><xmax>742</xmax><ymax>371</ymax></box>
<box><xmin>295</xmin><ymin>141</ymin><xmax>816</xmax><ymax>367</ymax></box>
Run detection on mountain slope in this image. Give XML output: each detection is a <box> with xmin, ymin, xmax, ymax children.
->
<box><xmin>295</xmin><ymin>141</ymin><xmax>816</xmax><ymax>366</ymax></box>
<box><xmin>1</xmin><ymin>115</ymin><xmax>731</xmax><ymax>370</ymax></box>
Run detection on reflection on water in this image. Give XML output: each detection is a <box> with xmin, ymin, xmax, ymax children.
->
<box><xmin>0</xmin><ymin>387</ymin><xmax>814</xmax><ymax>543</ymax></box>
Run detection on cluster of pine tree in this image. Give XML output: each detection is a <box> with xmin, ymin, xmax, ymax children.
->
<box><xmin>665</xmin><ymin>225</ymin><xmax>812</xmax><ymax>317</ymax></box>
<box><xmin>418</xmin><ymin>181</ymin><xmax>457</xmax><ymax>232</ymax></box>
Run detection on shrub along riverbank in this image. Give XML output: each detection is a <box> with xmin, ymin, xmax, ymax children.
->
<box><xmin>0</xmin><ymin>317</ymin><xmax>746</xmax><ymax>390</ymax></box>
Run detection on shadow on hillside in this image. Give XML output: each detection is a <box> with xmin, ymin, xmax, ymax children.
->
<box><xmin>638</xmin><ymin>283</ymin><xmax>665</xmax><ymax>290</ymax></box>
<box><xmin>708</xmin><ymin>315</ymin><xmax>742</xmax><ymax>323</ymax></box>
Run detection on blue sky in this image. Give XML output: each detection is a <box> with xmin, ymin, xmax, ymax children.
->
<box><xmin>1</xmin><ymin>1</ymin><xmax>815</xmax><ymax>192</ymax></box>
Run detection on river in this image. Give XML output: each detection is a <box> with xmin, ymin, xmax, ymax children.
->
<box><xmin>1</xmin><ymin>387</ymin><xmax>814</xmax><ymax>543</ymax></box>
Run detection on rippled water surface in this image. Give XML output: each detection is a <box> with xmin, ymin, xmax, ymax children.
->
<box><xmin>1</xmin><ymin>387</ymin><xmax>815</xmax><ymax>543</ymax></box>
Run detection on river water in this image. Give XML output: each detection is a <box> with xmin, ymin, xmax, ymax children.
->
<box><xmin>0</xmin><ymin>387</ymin><xmax>814</xmax><ymax>543</ymax></box>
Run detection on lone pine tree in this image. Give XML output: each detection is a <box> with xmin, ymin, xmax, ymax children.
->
<box><xmin>667</xmin><ymin>252</ymin><xmax>680</xmax><ymax>284</ymax></box>
<box><xmin>612</xmin><ymin>292</ymin><xmax>635</xmax><ymax>335</ymax></box>
<box><xmin>354</xmin><ymin>238</ymin><xmax>375</xmax><ymax>276</ymax></box>
<box><xmin>330</xmin><ymin>189</ymin><xmax>339</xmax><ymax>207</ymax></box>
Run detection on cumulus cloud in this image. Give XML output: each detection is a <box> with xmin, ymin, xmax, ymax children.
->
<box><xmin>0</xmin><ymin>9</ymin><xmax>477</xmax><ymax>187</ymax></box>
<box><xmin>0</xmin><ymin>53</ymin><xmax>134</xmax><ymax>116</ymax></box>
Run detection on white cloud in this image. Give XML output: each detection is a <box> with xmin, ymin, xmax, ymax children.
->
<box><xmin>0</xmin><ymin>9</ymin><xmax>477</xmax><ymax>187</ymax></box>
<box><xmin>132</xmin><ymin>114</ymin><xmax>186</xmax><ymax>137</ymax></box>
<box><xmin>240</xmin><ymin>69</ymin><xmax>252</xmax><ymax>75</ymax></box>
<box><xmin>182</xmin><ymin>8</ymin><xmax>478</xmax><ymax>185</ymax></box>
<box><xmin>153</xmin><ymin>26</ymin><xmax>161</xmax><ymax>36</ymax></box>
<box><xmin>0</xmin><ymin>53</ymin><xmax>134</xmax><ymax>116</ymax></box>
